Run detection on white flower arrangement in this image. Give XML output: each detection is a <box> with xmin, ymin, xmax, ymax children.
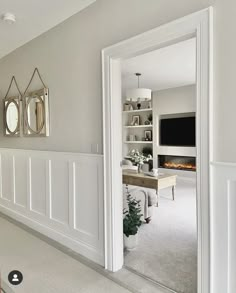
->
<box><xmin>127</xmin><ymin>149</ymin><xmax>152</xmax><ymax>165</ymax></box>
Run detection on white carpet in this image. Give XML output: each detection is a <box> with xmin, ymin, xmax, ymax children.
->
<box><xmin>124</xmin><ymin>179</ymin><xmax>197</xmax><ymax>293</ymax></box>
<box><xmin>0</xmin><ymin>217</ymin><xmax>131</xmax><ymax>293</ymax></box>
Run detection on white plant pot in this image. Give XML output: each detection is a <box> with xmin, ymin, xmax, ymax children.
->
<box><xmin>124</xmin><ymin>234</ymin><xmax>138</xmax><ymax>250</ymax></box>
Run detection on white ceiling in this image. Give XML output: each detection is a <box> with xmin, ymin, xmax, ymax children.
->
<box><xmin>122</xmin><ymin>38</ymin><xmax>196</xmax><ymax>93</ymax></box>
<box><xmin>0</xmin><ymin>0</ymin><xmax>96</xmax><ymax>59</ymax></box>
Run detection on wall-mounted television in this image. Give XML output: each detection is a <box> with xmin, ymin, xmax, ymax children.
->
<box><xmin>160</xmin><ymin>117</ymin><xmax>196</xmax><ymax>147</ymax></box>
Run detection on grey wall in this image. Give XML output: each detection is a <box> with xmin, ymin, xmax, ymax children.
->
<box><xmin>0</xmin><ymin>0</ymin><xmax>234</xmax><ymax>162</ymax></box>
<box><xmin>153</xmin><ymin>85</ymin><xmax>196</xmax><ymax>115</ymax></box>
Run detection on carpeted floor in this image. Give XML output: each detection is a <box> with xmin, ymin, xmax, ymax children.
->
<box><xmin>124</xmin><ymin>178</ymin><xmax>197</xmax><ymax>293</ymax></box>
<box><xmin>0</xmin><ymin>217</ymin><xmax>131</xmax><ymax>293</ymax></box>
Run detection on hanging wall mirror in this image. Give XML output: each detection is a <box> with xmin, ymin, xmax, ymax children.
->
<box><xmin>4</xmin><ymin>96</ymin><xmax>21</xmax><ymax>136</ymax></box>
<box><xmin>23</xmin><ymin>68</ymin><xmax>49</xmax><ymax>137</ymax></box>
<box><xmin>3</xmin><ymin>76</ymin><xmax>22</xmax><ymax>137</ymax></box>
<box><xmin>23</xmin><ymin>87</ymin><xmax>49</xmax><ymax>137</ymax></box>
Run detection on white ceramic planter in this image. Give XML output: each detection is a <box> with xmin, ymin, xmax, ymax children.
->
<box><xmin>124</xmin><ymin>234</ymin><xmax>138</xmax><ymax>250</ymax></box>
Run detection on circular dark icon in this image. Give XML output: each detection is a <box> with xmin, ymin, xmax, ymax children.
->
<box><xmin>8</xmin><ymin>270</ymin><xmax>23</xmax><ymax>286</ymax></box>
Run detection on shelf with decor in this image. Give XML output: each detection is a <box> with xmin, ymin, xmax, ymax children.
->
<box><xmin>123</xmin><ymin>108</ymin><xmax>153</xmax><ymax>114</ymax></box>
<box><xmin>122</xmin><ymin>73</ymin><xmax>153</xmax><ymax>163</ymax></box>
<box><xmin>122</xmin><ymin>105</ymin><xmax>153</xmax><ymax>159</ymax></box>
<box><xmin>124</xmin><ymin>141</ymin><xmax>153</xmax><ymax>144</ymax></box>
<box><xmin>123</xmin><ymin>125</ymin><xmax>153</xmax><ymax>129</ymax></box>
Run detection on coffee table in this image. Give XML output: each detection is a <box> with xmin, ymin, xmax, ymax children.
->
<box><xmin>122</xmin><ymin>170</ymin><xmax>177</xmax><ymax>206</ymax></box>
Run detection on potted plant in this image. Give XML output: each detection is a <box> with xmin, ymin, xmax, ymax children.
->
<box><xmin>123</xmin><ymin>189</ymin><xmax>143</xmax><ymax>250</ymax></box>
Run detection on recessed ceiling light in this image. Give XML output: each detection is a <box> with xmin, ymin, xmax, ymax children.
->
<box><xmin>2</xmin><ymin>13</ymin><xmax>16</xmax><ymax>24</ymax></box>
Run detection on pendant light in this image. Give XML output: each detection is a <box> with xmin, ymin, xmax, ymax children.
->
<box><xmin>126</xmin><ymin>73</ymin><xmax>152</xmax><ymax>102</ymax></box>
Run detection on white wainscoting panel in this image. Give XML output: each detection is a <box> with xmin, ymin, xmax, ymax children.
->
<box><xmin>211</xmin><ymin>162</ymin><xmax>236</xmax><ymax>293</ymax></box>
<box><xmin>30</xmin><ymin>157</ymin><xmax>47</xmax><ymax>216</ymax></box>
<box><xmin>50</xmin><ymin>159</ymin><xmax>70</xmax><ymax>225</ymax></box>
<box><xmin>0</xmin><ymin>148</ymin><xmax>104</xmax><ymax>266</ymax></box>
<box><xmin>14</xmin><ymin>154</ymin><xmax>28</xmax><ymax>208</ymax></box>
<box><xmin>1</xmin><ymin>153</ymin><xmax>13</xmax><ymax>202</ymax></box>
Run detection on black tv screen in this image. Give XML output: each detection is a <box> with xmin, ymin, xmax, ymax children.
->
<box><xmin>160</xmin><ymin>117</ymin><xmax>196</xmax><ymax>146</ymax></box>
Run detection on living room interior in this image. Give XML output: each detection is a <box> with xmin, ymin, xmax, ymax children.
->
<box><xmin>121</xmin><ymin>38</ymin><xmax>197</xmax><ymax>293</ymax></box>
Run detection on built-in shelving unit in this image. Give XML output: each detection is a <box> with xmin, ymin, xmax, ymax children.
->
<box><xmin>122</xmin><ymin>101</ymin><xmax>153</xmax><ymax>158</ymax></box>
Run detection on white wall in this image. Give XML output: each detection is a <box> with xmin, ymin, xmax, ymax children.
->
<box><xmin>153</xmin><ymin>85</ymin><xmax>196</xmax><ymax>115</ymax></box>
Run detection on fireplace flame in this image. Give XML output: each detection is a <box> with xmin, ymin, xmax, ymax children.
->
<box><xmin>164</xmin><ymin>162</ymin><xmax>196</xmax><ymax>171</ymax></box>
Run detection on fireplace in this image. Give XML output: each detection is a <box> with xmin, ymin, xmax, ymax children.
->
<box><xmin>158</xmin><ymin>155</ymin><xmax>196</xmax><ymax>171</ymax></box>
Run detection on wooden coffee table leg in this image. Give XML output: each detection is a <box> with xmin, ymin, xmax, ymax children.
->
<box><xmin>156</xmin><ymin>188</ymin><xmax>159</xmax><ymax>207</ymax></box>
<box><xmin>172</xmin><ymin>186</ymin><xmax>175</xmax><ymax>201</ymax></box>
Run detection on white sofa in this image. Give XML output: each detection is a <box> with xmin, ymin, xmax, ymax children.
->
<box><xmin>123</xmin><ymin>185</ymin><xmax>157</xmax><ymax>223</ymax></box>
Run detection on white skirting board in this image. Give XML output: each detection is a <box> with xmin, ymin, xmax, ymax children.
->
<box><xmin>210</xmin><ymin>162</ymin><xmax>236</xmax><ymax>293</ymax></box>
<box><xmin>0</xmin><ymin>148</ymin><xmax>104</xmax><ymax>266</ymax></box>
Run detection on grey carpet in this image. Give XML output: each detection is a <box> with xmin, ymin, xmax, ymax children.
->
<box><xmin>124</xmin><ymin>179</ymin><xmax>197</xmax><ymax>293</ymax></box>
<box><xmin>0</xmin><ymin>217</ymin><xmax>131</xmax><ymax>293</ymax></box>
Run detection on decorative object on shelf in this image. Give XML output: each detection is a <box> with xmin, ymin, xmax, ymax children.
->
<box><xmin>144</xmin><ymin>113</ymin><xmax>152</xmax><ymax>125</ymax></box>
<box><xmin>144</xmin><ymin>130</ymin><xmax>152</xmax><ymax>141</ymax></box>
<box><xmin>137</xmin><ymin>99</ymin><xmax>141</xmax><ymax>110</ymax></box>
<box><xmin>23</xmin><ymin>68</ymin><xmax>49</xmax><ymax>137</ymax></box>
<box><xmin>144</xmin><ymin>120</ymin><xmax>151</xmax><ymax>125</ymax></box>
<box><xmin>127</xmin><ymin>149</ymin><xmax>152</xmax><ymax>172</ymax></box>
<box><xmin>147</xmin><ymin>113</ymin><xmax>152</xmax><ymax>123</ymax></box>
<box><xmin>3</xmin><ymin>76</ymin><xmax>22</xmax><ymax>137</ymax></box>
<box><xmin>126</xmin><ymin>73</ymin><xmax>152</xmax><ymax>110</ymax></box>
<box><xmin>148</xmin><ymin>101</ymin><xmax>152</xmax><ymax>108</ymax></box>
<box><xmin>128</xmin><ymin>134</ymin><xmax>136</xmax><ymax>141</ymax></box>
<box><xmin>131</xmin><ymin>115</ymin><xmax>140</xmax><ymax>126</ymax></box>
<box><xmin>123</xmin><ymin>186</ymin><xmax>142</xmax><ymax>250</ymax></box>
<box><xmin>124</xmin><ymin>103</ymin><xmax>132</xmax><ymax>111</ymax></box>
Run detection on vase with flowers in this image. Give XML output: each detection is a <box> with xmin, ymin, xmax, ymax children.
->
<box><xmin>126</xmin><ymin>149</ymin><xmax>152</xmax><ymax>172</ymax></box>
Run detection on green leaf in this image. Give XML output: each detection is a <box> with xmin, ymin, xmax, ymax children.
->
<box><xmin>123</xmin><ymin>192</ymin><xmax>143</xmax><ymax>237</ymax></box>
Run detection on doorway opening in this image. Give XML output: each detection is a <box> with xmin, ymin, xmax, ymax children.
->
<box><xmin>102</xmin><ymin>8</ymin><xmax>212</xmax><ymax>293</ymax></box>
<box><xmin>121</xmin><ymin>37</ymin><xmax>197</xmax><ymax>292</ymax></box>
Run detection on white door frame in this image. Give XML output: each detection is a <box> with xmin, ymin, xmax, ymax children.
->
<box><xmin>102</xmin><ymin>8</ymin><xmax>213</xmax><ymax>293</ymax></box>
